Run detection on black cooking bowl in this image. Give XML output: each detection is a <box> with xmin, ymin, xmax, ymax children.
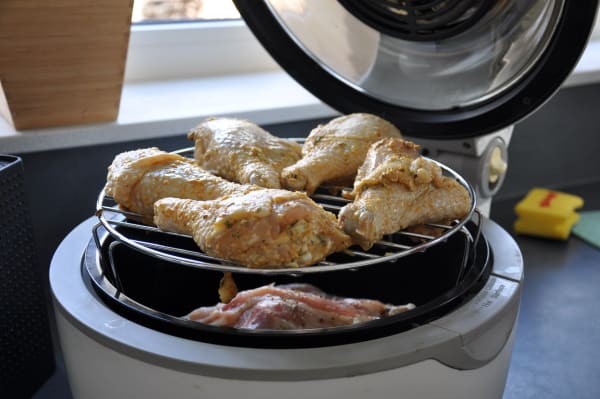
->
<box><xmin>84</xmin><ymin>220</ymin><xmax>491</xmax><ymax>348</ymax></box>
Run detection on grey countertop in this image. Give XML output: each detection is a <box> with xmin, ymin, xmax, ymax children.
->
<box><xmin>32</xmin><ymin>182</ymin><xmax>600</xmax><ymax>399</ymax></box>
<box><xmin>492</xmin><ymin>181</ymin><xmax>600</xmax><ymax>399</ymax></box>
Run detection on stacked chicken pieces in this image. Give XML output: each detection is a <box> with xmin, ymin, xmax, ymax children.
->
<box><xmin>104</xmin><ymin>113</ymin><xmax>471</xmax><ymax>329</ymax></box>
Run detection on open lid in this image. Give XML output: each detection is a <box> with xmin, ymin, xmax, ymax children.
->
<box><xmin>233</xmin><ymin>0</ymin><xmax>598</xmax><ymax>139</ymax></box>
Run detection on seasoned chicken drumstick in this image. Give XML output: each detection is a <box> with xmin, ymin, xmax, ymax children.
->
<box><xmin>104</xmin><ymin>147</ymin><xmax>258</xmax><ymax>221</ymax></box>
<box><xmin>188</xmin><ymin>117</ymin><xmax>302</xmax><ymax>188</ymax></box>
<box><xmin>281</xmin><ymin>113</ymin><xmax>402</xmax><ymax>194</ymax></box>
<box><xmin>338</xmin><ymin>138</ymin><xmax>471</xmax><ymax>250</ymax></box>
<box><xmin>153</xmin><ymin>189</ymin><xmax>351</xmax><ymax>268</ymax></box>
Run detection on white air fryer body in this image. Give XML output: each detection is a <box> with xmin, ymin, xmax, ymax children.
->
<box><xmin>51</xmin><ymin>217</ymin><xmax>523</xmax><ymax>399</ymax></box>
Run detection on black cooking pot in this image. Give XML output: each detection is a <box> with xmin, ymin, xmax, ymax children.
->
<box><xmin>85</xmin><ymin>215</ymin><xmax>490</xmax><ymax>349</ymax></box>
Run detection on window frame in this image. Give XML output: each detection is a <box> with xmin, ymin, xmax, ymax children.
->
<box><xmin>124</xmin><ymin>20</ymin><xmax>280</xmax><ymax>83</ymax></box>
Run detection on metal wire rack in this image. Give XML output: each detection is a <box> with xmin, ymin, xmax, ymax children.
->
<box><xmin>95</xmin><ymin>147</ymin><xmax>479</xmax><ymax>276</ymax></box>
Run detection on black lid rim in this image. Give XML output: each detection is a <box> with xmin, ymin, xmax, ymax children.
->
<box><xmin>233</xmin><ymin>0</ymin><xmax>599</xmax><ymax>139</ymax></box>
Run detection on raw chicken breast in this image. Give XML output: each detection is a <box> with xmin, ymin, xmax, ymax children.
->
<box><xmin>187</xmin><ymin>283</ymin><xmax>415</xmax><ymax>330</ymax></box>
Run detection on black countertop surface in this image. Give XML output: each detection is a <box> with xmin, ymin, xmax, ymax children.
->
<box><xmin>32</xmin><ymin>181</ymin><xmax>600</xmax><ymax>399</ymax></box>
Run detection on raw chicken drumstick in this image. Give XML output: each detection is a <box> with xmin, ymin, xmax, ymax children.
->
<box><xmin>281</xmin><ymin>113</ymin><xmax>402</xmax><ymax>194</ymax></box>
<box><xmin>153</xmin><ymin>189</ymin><xmax>352</xmax><ymax>269</ymax></box>
<box><xmin>338</xmin><ymin>138</ymin><xmax>471</xmax><ymax>250</ymax></box>
<box><xmin>104</xmin><ymin>147</ymin><xmax>259</xmax><ymax>221</ymax></box>
<box><xmin>188</xmin><ymin>117</ymin><xmax>302</xmax><ymax>188</ymax></box>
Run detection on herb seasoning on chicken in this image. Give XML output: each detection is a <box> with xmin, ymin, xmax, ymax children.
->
<box><xmin>281</xmin><ymin>113</ymin><xmax>402</xmax><ymax>194</ymax></box>
<box><xmin>104</xmin><ymin>147</ymin><xmax>260</xmax><ymax>221</ymax></box>
<box><xmin>338</xmin><ymin>138</ymin><xmax>471</xmax><ymax>249</ymax></box>
<box><xmin>188</xmin><ymin>117</ymin><xmax>302</xmax><ymax>189</ymax></box>
<box><xmin>153</xmin><ymin>189</ymin><xmax>351</xmax><ymax>268</ymax></box>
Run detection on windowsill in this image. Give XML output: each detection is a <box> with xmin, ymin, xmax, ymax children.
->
<box><xmin>1</xmin><ymin>41</ymin><xmax>600</xmax><ymax>155</ymax></box>
<box><xmin>0</xmin><ymin>71</ymin><xmax>337</xmax><ymax>155</ymax></box>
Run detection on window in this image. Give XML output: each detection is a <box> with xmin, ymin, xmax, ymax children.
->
<box><xmin>124</xmin><ymin>2</ymin><xmax>600</xmax><ymax>83</ymax></box>
<box><xmin>132</xmin><ymin>0</ymin><xmax>240</xmax><ymax>23</ymax></box>
<box><xmin>124</xmin><ymin>1</ymin><xmax>277</xmax><ymax>82</ymax></box>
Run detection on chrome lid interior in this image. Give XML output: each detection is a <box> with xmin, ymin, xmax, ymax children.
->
<box><xmin>263</xmin><ymin>0</ymin><xmax>563</xmax><ymax>110</ymax></box>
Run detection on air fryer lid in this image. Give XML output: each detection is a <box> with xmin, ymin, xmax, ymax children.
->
<box><xmin>233</xmin><ymin>0</ymin><xmax>598</xmax><ymax>139</ymax></box>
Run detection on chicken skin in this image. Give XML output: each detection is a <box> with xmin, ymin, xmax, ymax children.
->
<box><xmin>338</xmin><ymin>138</ymin><xmax>471</xmax><ymax>250</ymax></box>
<box><xmin>187</xmin><ymin>283</ymin><xmax>415</xmax><ymax>330</ymax></box>
<box><xmin>188</xmin><ymin>117</ymin><xmax>302</xmax><ymax>189</ymax></box>
<box><xmin>281</xmin><ymin>113</ymin><xmax>402</xmax><ymax>194</ymax></box>
<box><xmin>153</xmin><ymin>189</ymin><xmax>351</xmax><ymax>268</ymax></box>
<box><xmin>104</xmin><ymin>147</ymin><xmax>258</xmax><ymax>221</ymax></box>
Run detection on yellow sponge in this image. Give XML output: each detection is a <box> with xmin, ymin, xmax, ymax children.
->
<box><xmin>514</xmin><ymin>188</ymin><xmax>584</xmax><ymax>240</ymax></box>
